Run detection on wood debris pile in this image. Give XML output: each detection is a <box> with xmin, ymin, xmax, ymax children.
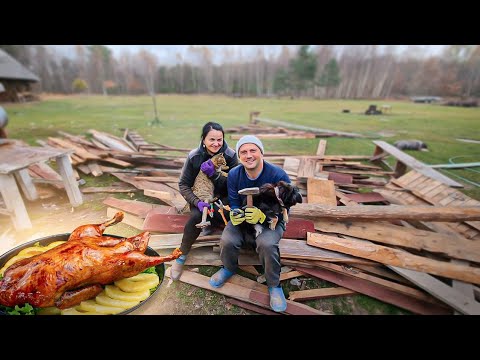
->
<box><xmin>32</xmin><ymin>129</ymin><xmax>480</xmax><ymax>315</ymax></box>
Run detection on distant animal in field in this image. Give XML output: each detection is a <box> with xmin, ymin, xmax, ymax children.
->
<box><xmin>394</xmin><ymin>140</ymin><xmax>428</xmax><ymax>151</ymax></box>
<box><xmin>240</xmin><ymin>181</ymin><xmax>303</xmax><ymax>238</ymax></box>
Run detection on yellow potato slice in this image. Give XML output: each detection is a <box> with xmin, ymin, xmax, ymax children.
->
<box><xmin>114</xmin><ymin>273</ymin><xmax>159</xmax><ymax>293</ymax></box>
<box><xmin>105</xmin><ymin>285</ymin><xmax>150</xmax><ymax>302</ymax></box>
<box><xmin>126</xmin><ymin>273</ymin><xmax>159</xmax><ymax>282</ymax></box>
<box><xmin>95</xmin><ymin>292</ymin><xmax>140</xmax><ymax>309</ymax></box>
<box><xmin>0</xmin><ymin>255</ymin><xmax>30</xmax><ymax>276</ymax></box>
<box><xmin>17</xmin><ymin>248</ymin><xmax>46</xmax><ymax>257</ymax></box>
<box><xmin>79</xmin><ymin>300</ymin><xmax>125</xmax><ymax>314</ymax></box>
<box><xmin>60</xmin><ymin>306</ymin><xmax>101</xmax><ymax>315</ymax></box>
<box><xmin>44</xmin><ymin>241</ymin><xmax>67</xmax><ymax>249</ymax></box>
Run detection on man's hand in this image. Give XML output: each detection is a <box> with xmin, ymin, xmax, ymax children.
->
<box><xmin>229</xmin><ymin>209</ymin><xmax>245</xmax><ymax>226</ymax></box>
<box><xmin>200</xmin><ymin>159</ymin><xmax>215</xmax><ymax>177</ymax></box>
<box><xmin>197</xmin><ymin>201</ymin><xmax>209</xmax><ymax>212</ymax></box>
<box><xmin>245</xmin><ymin>207</ymin><xmax>266</xmax><ymax>224</ymax></box>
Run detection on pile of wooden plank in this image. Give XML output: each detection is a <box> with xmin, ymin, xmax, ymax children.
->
<box><xmin>34</xmin><ymin>128</ymin><xmax>480</xmax><ymax>315</ymax></box>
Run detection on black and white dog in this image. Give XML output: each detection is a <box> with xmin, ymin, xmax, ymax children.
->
<box><xmin>239</xmin><ymin>181</ymin><xmax>303</xmax><ymax>238</ymax></box>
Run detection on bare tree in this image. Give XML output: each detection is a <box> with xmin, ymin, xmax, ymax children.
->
<box><xmin>137</xmin><ymin>49</ymin><xmax>160</xmax><ymax>125</ymax></box>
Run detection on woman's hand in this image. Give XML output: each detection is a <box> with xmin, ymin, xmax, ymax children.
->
<box><xmin>197</xmin><ymin>201</ymin><xmax>210</xmax><ymax>212</ymax></box>
<box><xmin>200</xmin><ymin>159</ymin><xmax>215</xmax><ymax>177</ymax></box>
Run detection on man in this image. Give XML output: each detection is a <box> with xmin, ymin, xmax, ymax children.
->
<box><xmin>208</xmin><ymin>135</ymin><xmax>291</xmax><ymax>312</ymax></box>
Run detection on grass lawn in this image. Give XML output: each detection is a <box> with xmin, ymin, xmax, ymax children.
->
<box><xmin>5</xmin><ymin>94</ymin><xmax>480</xmax><ymax>198</ymax></box>
<box><xmin>2</xmin><ymin>94</ymin><xmax>479</xmax><ymax>315</ymax></box>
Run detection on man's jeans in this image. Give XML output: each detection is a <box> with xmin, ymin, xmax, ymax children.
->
<box><xmin>220</xmin><ymin>221</ymin><xmax>284</xmax><ymax>287</ymax></box>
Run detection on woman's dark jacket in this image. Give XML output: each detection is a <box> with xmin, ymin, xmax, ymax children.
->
<box><xmin>179</xmin><ymin>140</ymin><xmax>238</xmax><ymax>208</ymax></box>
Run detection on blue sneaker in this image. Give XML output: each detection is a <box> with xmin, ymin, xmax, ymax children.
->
<box><xmin>171</xmin><ymin>254</ymin><xmax>186</xmax><ymax>281</ymax></box>
<box><xmin>269</xmin><ymin>286</ymin><xmax>287</xmax><ymax>312</ymax></box>
<box><xmin>209</xmin><ymin>267</ymin><xmax>234</xmax><ymax>288</ymax></box>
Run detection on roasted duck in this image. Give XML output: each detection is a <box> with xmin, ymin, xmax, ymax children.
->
<box><xmin>0</xmin><ymin>212</ymin><xmax>181</xmax><ymax>309</ymax></box>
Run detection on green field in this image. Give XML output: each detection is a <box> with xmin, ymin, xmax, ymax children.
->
<box><xmin>4</xmin><ymin>94</ymin><xmax>480</xmax><ymax>199</ymax></box>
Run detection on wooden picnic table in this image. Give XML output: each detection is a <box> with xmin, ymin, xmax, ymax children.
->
<box><xmin>0</xmin><ymin>140</ymin><xmax>83</xmax><ymax>230</ymax></box>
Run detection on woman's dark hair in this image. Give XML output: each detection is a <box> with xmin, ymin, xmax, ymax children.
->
<box><xmin>201</xmin><ymin>122</ymin><xmax>224</xmax><ymax>141</ymax></box>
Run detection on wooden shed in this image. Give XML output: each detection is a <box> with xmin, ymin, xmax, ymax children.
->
<box><xmin>0</xmin><ymin>49</ymin><xmax>40</xmax><ymax>102</ymax></box>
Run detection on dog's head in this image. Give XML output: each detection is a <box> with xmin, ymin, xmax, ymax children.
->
<box><xmin>258</xmin><ymin>180</ymin><xmax>302</xmax><ymax>210</ymax></box>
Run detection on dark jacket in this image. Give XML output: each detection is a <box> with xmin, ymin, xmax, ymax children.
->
<box><xmin>179</xmin><ymin>140</ymin><xmax>238</xmax><ymax>208</ymax></box>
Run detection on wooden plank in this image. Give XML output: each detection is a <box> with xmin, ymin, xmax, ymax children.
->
<box><xmin>142</xmin><ymin>210</ymin><xmax>189</xmax><ymax>233</ymax></box>
<box><xmin>28</xmin><ymin>162</ymin><xmax>64</xmax><ymax>189</ymax></box>
<box><xmin>280</xmin><ymin>238</ymin><xmax>375</xmax><ymax>265</ymax></box>
<box><xmin>311</xmin><ymin>260</ymin><xmax>444</xmax><ymax>305</ymax></box>
<box><xmin>307</xmin><ymin>232</ymin><xmax>480</xmax><ymax>285</ymax></box>
<box><xmin>149</xmin><ymin>233</ymin><xmax>220</xmax><ymax>250</ymax></box>
<box><xmin>372</xmin><ymin>140</ymin><xmax>463</xmax><ymax>187</ymax></box>
<box><xmin>316</xmin><ymin>139</ymin><xmax>327</xmax><ymax>156</ymax></box>
<box><xmin>393</xmin><ymin>172</ymin><xmax>480</xmax><ymax>233</ymax></box>
<box><xmin>296</xmin><ymin>266</ymin><xmax>451</xmax><ymax>315</ymax></box>
<box><xmin>289</xmin><ymin>287</ymin><xmax>356</xmax><ymax>301</ymax></box>
<box><xmin>389</xmin><ymin>266</ymin><xmax>480</xmax><ymax>315</ymax></box>
<box><xmin>56</xmin><ymin>154</ymin><xmax>83</xmax><ymax>207</ymax></box>
<box><xmin>87</xmin><ymin>162</ymin><xmax>103</xmax><ymax>177</ymax></box>
<box><xmin>290</xmin><ymin>203</ymin><xmax>480</xmax><ymax>222</ymax></box>
<box><xmin>166</xmin><ymin>268</ymin><xmax>328</xmax><ymax>315</ymax></box>
<box><xmin>327</xmin><ymin>172</ymin><xmax>353</xmax><ymax>184</ymax></box>
<box><xmin>102</xmin><ymin>197</ymin><xmax>175</xmax><ymax>218</ymax></box>
<box><xmin>0</xmin><ymin>174</ymin><xmax>32</xmax><ymax>230</ymax></box>
<box><xmin>343</xmin><ymin>192</ymin><xmax>387</xmax><ymax>203</ymax></box>
<box><xmin>14</xmin><ymin>168</ymin><xmax>38</xmax><ymax>201</ymax></box>
<box><xmin>88</xmin><ymin>129</ymin><xmax>136</xmax><ymax>152</ymax></box>
<box><xmin>297</xmin><ymin>158</ymin><xmax>316</xmax><ymax>179</ymax></box>
<box><xmin>283</xmin><ymin>218</ymin><xmax>315</xmax><ymax>239</ymax></box>
<box><xmin>82</xmin><ymin>186</ymin><xmax>140</xmax><ymax>193</ymax></box>
<box><xmin>314</xmin><ymin>220</ymin><xmax>480</xmax><ymax>263</ymax></box>
<box><xmin>307</xmin><ymin>178</ymin><xmax>337</xmax><ymax>205</ymax></box>
<box><xmin>0</xmin><ymin>142</ymin><xmax>73</xmax><ymax>174</ymax></box>
<box><xmin>226</xmin><ymin>298</ymin><xmax>281</xmax><ymax>315</ymax></box>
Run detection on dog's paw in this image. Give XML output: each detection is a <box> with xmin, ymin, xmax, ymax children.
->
<box><xmin>269</xmin><ymin>216</ymin><xmax>278</xmax><ymax>231</ymax></box>
<box><xmin>254</xmin><ymin>224</ymin><xmax>263</xmax><ymax>238</ymax></box>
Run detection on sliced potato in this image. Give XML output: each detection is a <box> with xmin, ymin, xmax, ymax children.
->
<box><xmin>0</xmin><ymin>254</ymin><xmax>31</xmax><ymax>275</ymax></box>
<box><xmin>60</xmin><ymin>306</ymin><xmax>101</xmax><ymax>315</ymax></box>
<box><xmin>126</xmin><ymin>273</ymin><xmax>159</xmax><ymax>282</ymax></box>
<box><xmin>17</xmin><ymin>248</ymin><xmax>45</xmax><ymax>257</ymax></box>
<box><xmin>79</xmin><ymin>300</ymin><xmax>125</xmax><ymax>314</ymax></box>
<box><xmin>105</xmin><ymin>285</ymin><xmax>150</xmax><ymax>302</ymax></box>
<box><xmin>114</xmin><ymin>273</ymin><xmax>159</xmax><ymax>293</ymax></box>
<box><xmin>95</xmin><ymin>292</ymin><xmax>140</xmax><ymax>309</ymax></box>
<box><xmin>44</xmin><ymin>241</ymin><xmax>67</xmax><ymax>249</ymax></box>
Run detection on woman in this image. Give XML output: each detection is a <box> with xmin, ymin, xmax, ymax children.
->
<box><xmin>172</xmin><ymin>122</ymin><xmax>238</xmax><ymax>280</ymax></box>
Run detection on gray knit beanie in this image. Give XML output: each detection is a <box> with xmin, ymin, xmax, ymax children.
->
<box><xmin>235</xmin><ymin>135</ymin><xmax>264</xmax><ymax>154</ymax></box>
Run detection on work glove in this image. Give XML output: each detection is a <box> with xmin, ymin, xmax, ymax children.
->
<box><xmin>200</xmin><ymin>159</ymin><xmax>215</xmax><ymax>177</ymax></box>
<box><xmin>197</xmin><ymin>201</ymin><xmax>210</xmax><ymax>212</ymax></box>
<box><xmin>245</xmin><ymin>207</ymin><xmax>266</xmax><ymax>225</ymax></box>
<box><xmin>229</xmin><ymin>209</ymin><xmax>245</xmax><ymax>226</ymax></box>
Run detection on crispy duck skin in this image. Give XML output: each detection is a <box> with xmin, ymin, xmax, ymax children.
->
<box><xmin>0</xmin><ymin>212</ymin><xmax>182</xmax><ymax>309</ymax></box>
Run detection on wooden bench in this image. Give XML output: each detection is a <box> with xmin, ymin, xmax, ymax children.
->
<box><xmin>0</xmin><ymin>141</ymin><xmax>83</xmax><ymax>230</ymax></box>
<box><xmin>370</xmin><ymin>140</ymin><xmax>463</xmax><ymax>188</ymax></box>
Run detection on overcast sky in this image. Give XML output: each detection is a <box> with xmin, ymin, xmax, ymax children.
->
<box><xmin>50</xmin><ymin>45</ymin><xmax>448</xmax><ymax>65</ymax></box>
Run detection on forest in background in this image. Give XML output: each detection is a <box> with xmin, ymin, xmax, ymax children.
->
<box><xmin>2</xmin><ymin>45</ymin><xmax>480</xmax><ymax>99</ymax></box>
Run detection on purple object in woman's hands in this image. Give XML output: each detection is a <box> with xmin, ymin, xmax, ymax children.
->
<box><xmin>200</xmin><ymin>159</ymin><xmax>215</xmax><ymax>177</ymax></box>
<box><xmin>197</xmin><ymin>201</ymin><xmax>209</xmax><ymax>212</ymax></box>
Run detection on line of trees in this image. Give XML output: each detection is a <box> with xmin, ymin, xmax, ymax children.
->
<box><xmin>2</xmin><ymin>45</ymin><xmax>480</xmax><ymax>99</ymax></box>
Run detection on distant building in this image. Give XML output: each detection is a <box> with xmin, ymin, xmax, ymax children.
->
<box><xmin>0</xmin><ymin>49</ymin><xmax>40</xmax><ymax>102</ymax></box>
